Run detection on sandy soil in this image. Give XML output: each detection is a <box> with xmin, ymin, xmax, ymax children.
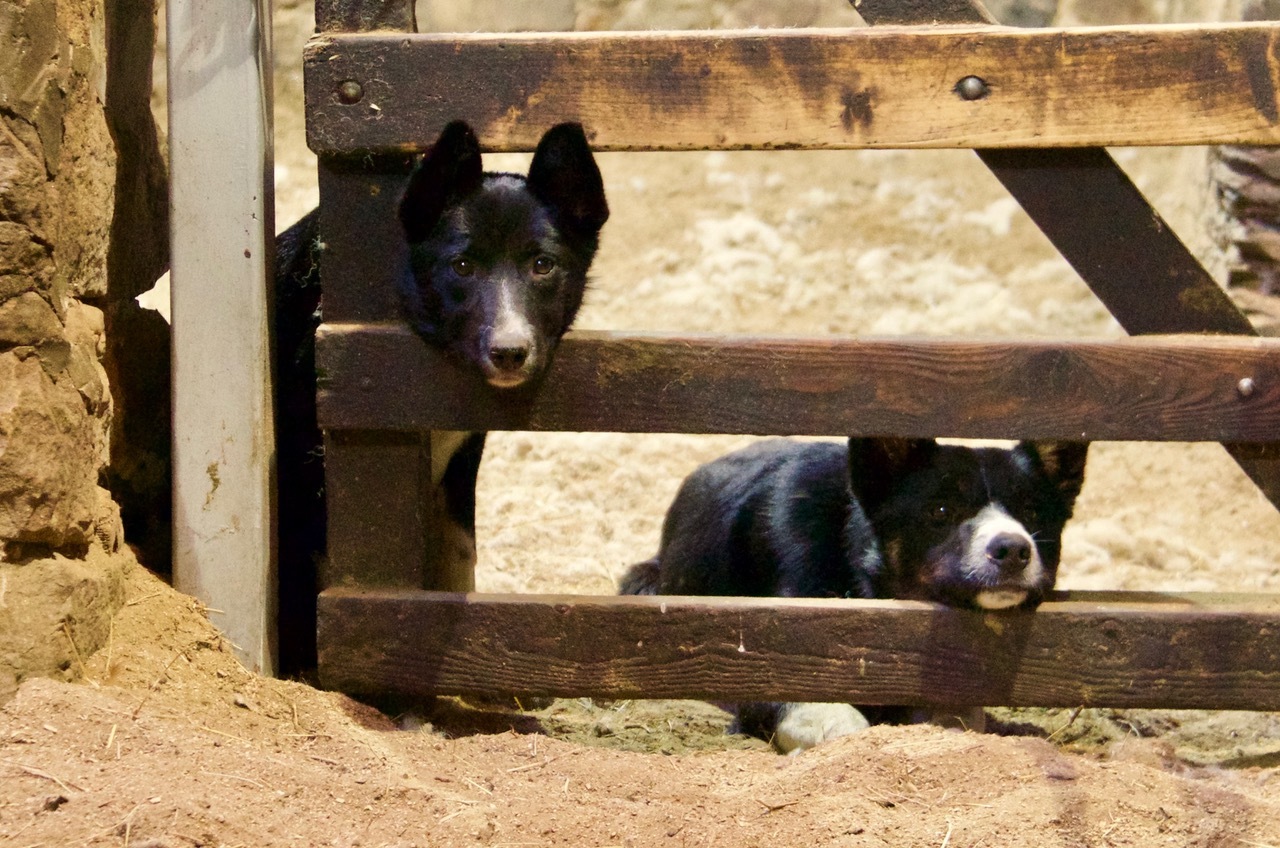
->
<box><xmin>8</xmin><ymin>562</ymin><xmax>1280</xmax><ymax>847</ymax></box>
<box><xmin>7</xmin><ymin>6</ymin><xmax>1280</xmax><ymax>847</ymax></box>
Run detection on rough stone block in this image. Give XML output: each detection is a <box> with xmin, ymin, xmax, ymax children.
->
<box><xmin>0</xmin><ymin>351</ymin><xmax>100</xmax><ymax>552</ymax></box>
<box><xmin>0</xmin><ymin>291</ymin><xmax>62</xmax><ymax>347</ymax></box>
<box><xmin>0</xmin><ymin>547</ymin><xmax>130</xmax><ymax>702</ymax></box>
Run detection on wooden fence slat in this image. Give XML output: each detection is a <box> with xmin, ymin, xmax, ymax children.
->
<box><xmin>315</xmin><ymin>326</ymin><xmax>1280</xmax><ymax>442</ymax></box>
<box><xmin>978</xmin><ymin>147</ymin><xmax>1255</xmax><ymax>337</ymax></box>
<box><xmin>316</xmin><ymin>161</ymin><xmax>415</xmax><ymax>324</ymax></box>
<box><xmin>854</xmin><ymin>0</ymin><xmax>1279</xmax><ymax>509</ymax></box>
<box><xmin>974</xmin><ymin>147</ymin><xmax>1280</xmax><ymax>505</ymax></box>
<box><xmin>321</xmin><ymin>430</ymin><xmax>432</xmax><ymax>590</ymax></box>
<box><xmin>303</xmin><ymin>24</ymin><xmax>1280</xmax><ymax>154</ymax></box>
<box><xmin>317</xmin><ymin>589</ymin><xmax>1280</xmax><ymax>710</ymax></box>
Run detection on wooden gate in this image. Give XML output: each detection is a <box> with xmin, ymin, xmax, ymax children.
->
<box><xmin>304</xmin><ymin>0</ymin><xmax>1280</xmax><ymax>712</ymax></box>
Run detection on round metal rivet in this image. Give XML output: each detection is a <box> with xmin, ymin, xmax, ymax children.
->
<box><xmin>1238</xmin><ymin>377</ymin><xmax>1257</xmax><ymax>398</ymax></box>
<box><xmin>337</xmin><ymin>80</ymin><xmax>364</xmax><ymax>104</ymax></box>
<box><xmin>955</xmin><ymin>75</ymin><xmax>990</xmax><ymax>101</ymax></box>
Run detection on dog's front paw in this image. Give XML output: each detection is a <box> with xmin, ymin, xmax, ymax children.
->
<box><xmin>774</xmin><ymin>702</ymin><xmax>870</xmax><ymax>754</ymax></box>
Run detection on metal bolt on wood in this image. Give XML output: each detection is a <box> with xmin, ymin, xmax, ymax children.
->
<box><xmin>955</xmin><ymin>75</ymin><xmax>990</xmax><ymax>101</ymax></box>
<box><xmin>337</xmin><ymin>80</ymin><xmax>363</xmax><ymax>104</ymax></box>
<box><xmin>1239</xmin><ymin>377</ymin><xmax>1258</xmax><ymax>398</ymax></box>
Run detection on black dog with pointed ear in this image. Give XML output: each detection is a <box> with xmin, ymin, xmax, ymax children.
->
<box><xmin>619</xmin><ymin>435</ymin><xmax>1088</xmax><ymax>753</ymax></box>
<box><xmin>391</xmin><ymin>120</ymin><xmax>609</xmax><ymax>604</ymax></box>
<box><xmin>273</xmin><ymin>121</ymin><xmax>608</xmax><ymax>674</ymax></box>
<box><xmin>398</xmin><ymin>120</ymin><xmax>609</xmax><ymax>389</ymax></box>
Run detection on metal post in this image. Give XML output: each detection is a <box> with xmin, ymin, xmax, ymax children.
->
<box><xmin>167</xmin><ymin>0</ymin><xmax>276</xmax><ymax>674</ymax></box>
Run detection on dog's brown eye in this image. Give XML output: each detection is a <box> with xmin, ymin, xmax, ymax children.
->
<box><xmin>929</xmin><ymin>504</ymin><xmax>949</xmax><ymax>524</ymax></box>
<box><xmin>532</xmin><ymin>256</ymin><xmax>555</xmax><ymax>275</ymax></box>
<box><xmin>451</xmin><ymin>258</ymin><xmax>474</xmax><ymax>277</ymax></box>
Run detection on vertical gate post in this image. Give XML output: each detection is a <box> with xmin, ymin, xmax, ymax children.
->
<box><xmin>312</xmin><ymin>1</ymin><xmax>452</xmax><ymax>598</ymax></box>
<box><xmin>168</xmin><ymin>0</ymin><xmax>276</xmax><ymax>674</ymax></box>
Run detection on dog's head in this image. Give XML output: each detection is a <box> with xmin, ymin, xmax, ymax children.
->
<box><xmin>849</xmin><ymin>438</ymin><xmax>1088</xmax><ymax>610</ymax></box>
<box><xmin>398</xmin><ymin>121</ymin><xmax>609</xmax><ymax>388</ymax></box>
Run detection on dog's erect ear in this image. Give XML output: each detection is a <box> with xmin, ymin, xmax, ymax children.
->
<box><xmin>847</xmin><ymin>437</ymin><xmax>936</xmax><ymax>512</ymax></box>
<box><xmin>400</xmin><ymin>120</ymin><xmax>484</xmax><ymax>244</ymax></box>
<box><xmin>527</xmin><ymin>123</ymin><xmax>610</xmax><ymax>235</ymax></box>
<box><xmin>1021</xmin><ymin>441</ymin><xmax>1089</xmax><ymax>506</ymax></box>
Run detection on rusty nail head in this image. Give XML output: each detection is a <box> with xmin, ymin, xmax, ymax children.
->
<box><xmin>337</xmin><ymin>80</ymin><xmax>363</xmax><ymax>104</ymax></box>
<box><xmin>955</xmin><ymin>76</ymin><xmax>990</xmax><ymax>101</ymax></box>
<box><xmin>1238</xmin><ymin>377</ymin><xmax>1257</xmax><ymax>398</ymax></box>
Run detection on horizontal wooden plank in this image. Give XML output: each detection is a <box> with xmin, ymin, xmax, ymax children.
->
<box><xmin>315</xmin><ymin>326</ymin><xmax>1280</xmax><ymax>442</ymax></box>
<box><xmin>317</xmin><ymin>589</ymin><xmax>1280</xmax><ymax>709</ymax></box>
<box><xmin>304</xmin><ymin>23</ymin><xmax>1280</xmax><ymax>154</ymax></box>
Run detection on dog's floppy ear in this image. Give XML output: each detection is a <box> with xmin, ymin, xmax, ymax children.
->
<box><xmin>527</xmin><ymin>122</ymin><xmax>610</xmax><ymax>235</ymax></box>
<box><xmin>848</xmin><ymin>437</ymin><xmax>936</xmax><ymax>513</ymax></box>
<box><xmin>1021</xmin><ymin>441</ymin><xmax>1089</xmax><ymax>506</ymax></box>
<box><xmin>400</xmin><ymin>120</ymin><xmax>484</xmax><ymax>244</ymax></box>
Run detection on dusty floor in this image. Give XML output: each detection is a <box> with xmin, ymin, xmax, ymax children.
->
<box><xmin>7</xmin><ymin>7</ymin><xmax>1280</xmax><ymax>847</ymax></box>
<box><xmin>9</xmin><ymin>562</ymin><xmax>1280</xmax><ymax>847</ymax></box>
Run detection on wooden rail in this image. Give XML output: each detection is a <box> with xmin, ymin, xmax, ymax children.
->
<box><xmin>304</xmin><ymin>24</ymin><xmax>1280</xmax><ymax>155</ymax></box>
<box><xmin>316</xmin><ymin>326</ymin><xmax>1280</xmax><ymax>442</ymax></box>
<box><xmin>318</xmin><ymin>589</ymin><xmax>1280</xmax><ymax>710</ymax></box>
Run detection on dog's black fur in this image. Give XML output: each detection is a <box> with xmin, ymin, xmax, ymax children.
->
<box><xmin>274</xmin><ymin>208</ymin><xmax>326</xmax><ymax>677</ymax></box>
<box><xmin>276</xmin><ymin>121</ymin><xmax>608</xmax><ymax>674</ymax></box>
<box><xmin>619</xmin><ymin>436</ymin><xmax>1088</xmax><ymax>751</ymax></box>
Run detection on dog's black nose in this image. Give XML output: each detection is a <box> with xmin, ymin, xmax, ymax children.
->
<box><xmin>489</xmin><ymin>345</ymin><xmax>529</xmax><ymax>373</ymax></box>
<box><xmin>986</xmin><ymin>533</ymin><xmax>1032</xmax><ymax>575</ymax></box>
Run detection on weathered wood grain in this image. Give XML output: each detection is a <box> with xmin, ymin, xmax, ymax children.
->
<box><xmin>315</xmin><ymin>326</ymin><xmax>1280</xmax><ymax>442</ymax></box>
<box><xmin>314</xmin><ymin>0</ymin><xmax>414</xmax><ymax>33</ymax></box>
<box><xmin>304</xmin><ymin>24</ymin><xmax>1280</xmax><ymax>154</ymax></box>
<box><xmin>315</xmin><ymin>134</ymin><xmax>443</xmax><ymax>593</ymax></box>
<box><xmin>317</xmin><ymin>589</ymin><xmax>1280</xmax><ymax>709</ymax></box>
<box><xmin>322</xmin><ymin>430</ymin><xmax>432</xmax><ymax>590</ymax></box>
<box><xmin>316</xmin><ymin>161</ymin><xmax>414</xmax><ymax>324</ymax></box>
<box><xmin>862</xmin><ymin>0</ymin><xmax>1278</xmax><ymax>506</ymax></box>
<box><xmin>974</xmin><ymin>147</ymin><xmax>1280</xmax><ymax>505</ymax></box>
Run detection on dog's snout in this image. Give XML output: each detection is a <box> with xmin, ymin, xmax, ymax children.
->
<box><xmin>986</xmin><ymin>532</ymin><xmax>1032</xmax><ymax>575</ymax></box>
<box><xmin>488</xmin><ymin>344</ymin><xmax>530</xmax><ymax>373</ymax></box>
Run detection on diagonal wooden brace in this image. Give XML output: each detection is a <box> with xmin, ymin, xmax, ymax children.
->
<box><xmin>856</xmin><ymin>0</ymin><xmax>1280</xmax><ymax>509</ymax></box>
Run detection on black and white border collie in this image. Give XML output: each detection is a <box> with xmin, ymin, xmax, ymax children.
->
<box><xmin>275</xmin><ymin>121</ymin><xmax>609</xmax><ymax>673</ymax></box>
<box><xmin>620</xmin><ymin>436</ymin><xmax>1088</xmax><ymax>753</ymax></box>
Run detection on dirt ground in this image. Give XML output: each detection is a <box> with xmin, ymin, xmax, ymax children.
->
<box><xmin>8</xmin><ymin>6</ymin><xmax>1280</xmax><ymax>847</ymax></box>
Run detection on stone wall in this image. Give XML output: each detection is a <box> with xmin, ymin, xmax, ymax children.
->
<box><xmin>0</xmin><ymin>0</ymin><xmax>155</xmax><ymax>699</ymax></box>
<box><xmin>1</xmin><ymin>0</ymin><xmax>118</xmax><ymax>559</ymax></box>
